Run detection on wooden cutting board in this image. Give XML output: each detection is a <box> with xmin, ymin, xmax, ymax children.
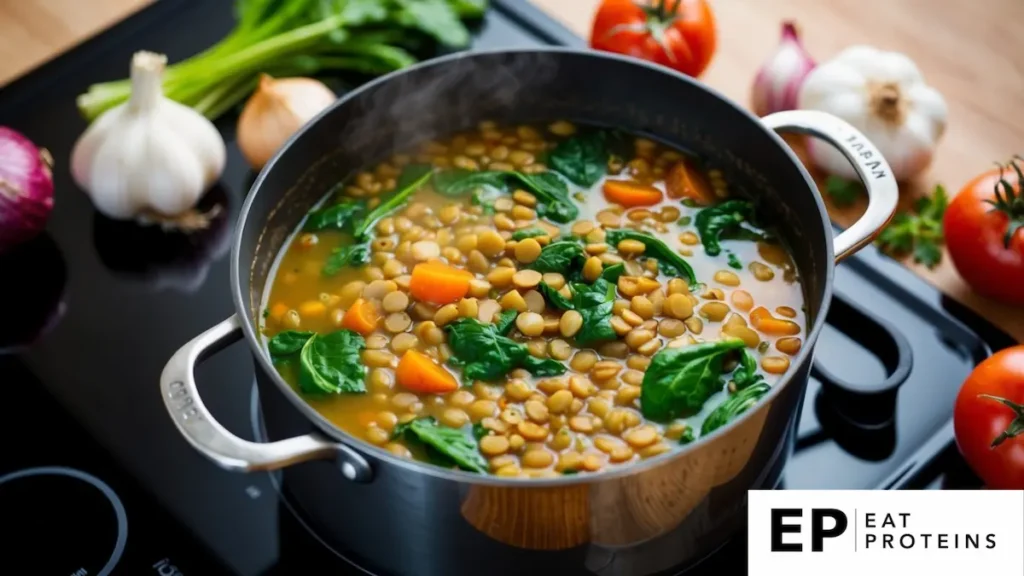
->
<box><xmin>1</xmin><ymin>0</ymin><xmax>1021</xmax><ymax>342</ymax></box>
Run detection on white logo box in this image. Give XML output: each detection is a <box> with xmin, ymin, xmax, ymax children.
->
<box><xmin>748</xmin><ymin>490</ymin><xmax>1024</xmax><ymax>575</ymax></box>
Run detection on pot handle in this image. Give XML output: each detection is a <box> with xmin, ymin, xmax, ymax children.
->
<box><xmin>761</xmin><ymin>110</ymin><xmax>899</xmax><ymax>262</ymax></box>
<box><xmin>160</xmin><ymin>314</ymin><xmax>373</xmax><ymax>482</ymax></box>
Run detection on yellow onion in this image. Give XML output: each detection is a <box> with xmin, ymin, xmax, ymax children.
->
<box><xmin>236</xmin><ymin>74</ymin><xmax>337</xmax><ymax>169</ymax></box>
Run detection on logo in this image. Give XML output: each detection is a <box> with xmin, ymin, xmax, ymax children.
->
<box><xmin>770</xmin><ymin>508</ymin><xmax>848</xmax><ymax>552</ymax></box>
<box><xmin>748</xmin><ymin>490</ymin><xmax>1024</xmax><ymax>575</ymax></box>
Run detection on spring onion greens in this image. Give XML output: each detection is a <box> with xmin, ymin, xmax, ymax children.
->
<box><xmin>75</xmin><ymin>0</ymin><xmax>487</xmax><ymax>121</ymax></box>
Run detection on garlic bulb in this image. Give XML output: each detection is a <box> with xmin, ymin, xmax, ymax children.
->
<box><xmin>71</xmin><ymin>51</ymin><xmax>226</xmax><ymax>220</ymax></box>
<box><xmin>798</xmin><ymin>45</ymin><xmax>948</xmax><ymax>181</ymax></box>
<box><xmin>236</xmin><ymin>74</ymin><xmax>337</xmax><ymax>169</ymax></box>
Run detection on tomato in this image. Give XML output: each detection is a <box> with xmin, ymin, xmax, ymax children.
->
<box><xmin>944</xmin><ymin>157</ymin><xmax>1024</xmax><ymax>305</ymax></box>
<box><xmin>953</xmin><ymin>346</ymin><xmax>1024</xmax><ymax>489</ymax></box>
<box><xmin>590</xmin><ymin>0</ymin><xmax>717</xmax><ymax>78</ymax></box>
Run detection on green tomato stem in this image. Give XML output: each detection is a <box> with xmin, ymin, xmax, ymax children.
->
<box><xmin>977</xmin><ymin>394</ymin><xmax>1024</xmax><ymax>447</ymax></box>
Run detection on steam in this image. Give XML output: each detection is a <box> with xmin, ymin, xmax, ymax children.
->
<box><xmin>338</xmin><ymin>49</ymin><xmax>563</xmax><ymax>158</ymax></box>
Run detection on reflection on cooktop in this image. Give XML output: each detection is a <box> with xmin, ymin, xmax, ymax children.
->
<box><xmin>0</xmin><ymin>233</ymin><xmax>67</xmax><ymax>353</ymax></box>
<box><xmin>92</xmin><ymin>185</ymin><xmax>231</xmax><ymax>293</ymax></box>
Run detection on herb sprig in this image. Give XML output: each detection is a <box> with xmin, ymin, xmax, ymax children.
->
<box><xmin>876</xmin><ymin>185</ymin><xmax>948</xmax><ymax>268</ymax></box>
<box><xmin>824</xmin><ymin>176</ymin><xmax>863</xmax><ymax>207</ymax></box>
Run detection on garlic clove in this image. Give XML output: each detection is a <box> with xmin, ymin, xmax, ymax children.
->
<box><xmin>905</xmin><ymin>83</ymin><xmax>949</xmax><ymax>139</ymax></box>
<box><xmin>164</xmin><ymin>99</ymin><xmax>226</xmax><ymax>184</ymax></box>
<box><xmin>131</xmin><ymin>131</ymin><xmax>206</xmax><ymax>217</ymax></box>
<box><xmin>70</xmin><ymin>107</ymin><xmax>123</xmax><ymax>195</ymax></box>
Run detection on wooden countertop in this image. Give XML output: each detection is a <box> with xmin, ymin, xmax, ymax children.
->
<box><xmin>1</xmin><ymin>0</ymin><xmax>1021</xmax><ymax>342</ymax></box>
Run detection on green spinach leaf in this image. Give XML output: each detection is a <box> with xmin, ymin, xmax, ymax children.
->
<box><xmin>694</xmin><ymin>200</ymin><xmax>769</xmax><ymax>257</ymax></box>
<box><xmin>298</xmin><ymin>330</ymin><xmax>367</xmax><ymax>394</ymax></box>
<box><xmin>679</xmin><ymin>428</ymin><xmax>695</xmax><ymax>445</ymax></box>
<box><xmin>511</xmin><ymin>227</ymin><xmax>549</xmax><ymax>241</ymax></box>
<box><xmin>353</xmin><ymin>164</ymin><xmax>433</xmax><ymax>238</ymax></box>
<box><xmin>510</xmin><ymin>171</ymin><xmax>578</xmax><ymax>223</ymax></box>
<box><xmin>323</xmin><ymin>242</ymin><xmax>371</xmax><ymax>276</ymax></box>
<box><xmin>528</xmin><ymin>240</ymin><xmax>586</xmax><ymax>274</ymax></box>
<box><xmin>731</xmin><ymin>349</ymin><xmax>765</xmax><ymax>391</ymax></box>
<box><xmin>577</xmin><ymin>299</ymin><xmax>616</xmax><ymax>345</ymax></box>
<box><xmin>538</xmin><ymin>264</ymin><xmax>621</xmax><ymax>314</ymax></box>
<box><xmin>701</xmin><ymin>382</ymin><xmax>771</xmax><ymax>436</ymax></box>
<box><xmin>393</xmin><ymin>0</ymin><xmax>471</xmax><ymax>48</ymax></box>
<box><xmin>395</xmin><ymin>417</ymin><xmax>488</xmax><ymax>473</ymax></box>
<box><xmin>571</xmin><ymin>278</ymin><xmax>613</xmax><ymax>309</ymax></box>
<box><xmin>726</xmin><ymin>252</ymin><xmax>742</xmax><ymax>270</ymax></box>
<box><xmin>605</xmin><ymin>229</ymin><xmax>696</xmax><ymax>285</ymax></box>
<box><xmin>539</xmin><ymin>282</ymin><xmax>574</xmax><ymax>310</ymax></box>
<box><xmin>432</xmin><ymin>169</ymin><xmax>508</xmax><ymax>197</ymax></box>
<box><xmin>493</xmin><ymin>308</ymin><xmax>518</xmax><ymax>336</ymax></box>
<box><xmin>472</xmin><ymin>422</ymin><xmax>489</xmax><ymax>441</ymax></box>
<box><xmin>303</xmin><ymin>200</ymin><xmax>365</xmax><ymax>232</ymax></box>
<box><xmin>431</xmin><ymin>168</ymin><xmax>579</xmax><ymax>223</ymax></box>
<box><xmin>332</xmin><ymin>0</ymin><xmax>390</xmax><ymax>24</ymax></box>
<box><xmin>571</xmin><ymin>279</ymin><xmax>617</xmax><ymax>345</ymax></box>
<box><xmin>523</xmin><ymin>356</ymin><xmax>567</xmax><ymax>376</ymax></box>
<box><xmin>640</xmin><ymin>339</ymin><xmax>746</xmax><ymax>421</ymax></box>
<box><xmin>267</xmin><ymin>330</ymin><xmax>314</xmax><ymax>357</ymax></box>
<box><xmin>449</xmin><ymin>0</ymin><xmax>488</xmax><ymax>17</ymax></box>
<box><xmin>599</xmin><ymin>262</ymin><xmax>625</xmax><ymax>283</ymax></box>
<box><xmin>445</xmin><ymin>316</ymin><xmax>566</xmax><ymax>381</ymax></box>
<box><xmin>548</xmin><ymin>131</ymin><xmax>608</xmax><ymax>187</ymax></box>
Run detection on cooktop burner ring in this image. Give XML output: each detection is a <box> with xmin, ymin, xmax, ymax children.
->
<box><xmin>0</xmin><ymin>466</ymin><xmax>128</xmax><ymax>576</ymax></box>
<box><xmin>248</xmin><ymin>381</ymin><xmax>377</xmax><ymax>575</ymax></box>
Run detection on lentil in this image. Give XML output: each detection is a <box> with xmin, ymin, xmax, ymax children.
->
<box><xmin>750</xmin><ymin>261</ymin><xmax>775</xmax><ymax>281</ymax></box>
<box><xmin>762</xmin><ymin>355</ymin><xmax>791</xmax><ymax>374</ymax></box>
<box><xmin>776</xmin><ymin>337</ymin><xmax>802</xmax><ymax>356</ymax></box>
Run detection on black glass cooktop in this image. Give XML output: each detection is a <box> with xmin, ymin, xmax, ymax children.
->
<box><xmin>0</xmin><ymin>1</ymin><xmax>1013</xmax><ymax>574</ymax></box>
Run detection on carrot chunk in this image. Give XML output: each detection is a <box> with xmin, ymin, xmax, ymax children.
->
<box><xmin>666</xmin><ymin>160</ymin><xmax>716</xmax><ymax>205</ymax></box>
<box><xmin>269</xmin><ymin>303</ymin><xmax>289</xmax><ymax>323</ymax></box>
<box><xmin>409</xmin><ymin>262</ymin><xmax>472</xmax><ymax>304</ymax></box>
<box><xmin>602</xmin><ymin>179</ymin><xmax>664</xmax><ymax>207</ymax></box>
<box><xmin>341</xmin><ymin>298</ymin><xmax>378</xmax><ymax>335</ymax></box>
<box><xmin>396</xmin><ymin>350</ymin><xmax>459</xmax><ymax>393</ymax></box>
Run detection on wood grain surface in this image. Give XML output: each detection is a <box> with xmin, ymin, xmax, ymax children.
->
<box><xmin>0</xmin><ymin>0</ymin><xmax>149</xmax><ymax>86</ymax></box>
<box><xmin>1</xmin><ymin>0</ymin><xmax>1021</xmax><ymax>341</ymax></box>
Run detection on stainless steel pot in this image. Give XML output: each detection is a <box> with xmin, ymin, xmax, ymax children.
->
<box><xmin>161</xmin><ymin>48</ymin><xmax>897</xmax><ymax>575</ymax></box>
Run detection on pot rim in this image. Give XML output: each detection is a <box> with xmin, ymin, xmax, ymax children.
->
<box><xmin>231</xmin><ymin>46</ymin><xmax>835</xmax><ymax>487</ymax></box>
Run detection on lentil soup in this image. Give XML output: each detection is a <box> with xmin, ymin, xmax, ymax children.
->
<box><xmin>261</xmin><ymin>121</ymin><xmax>805</xmax><ymax>478</ymax></box>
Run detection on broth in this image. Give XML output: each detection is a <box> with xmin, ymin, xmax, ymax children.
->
<box><xmin>261</xmin><ymin>121</ymin><xmax>804</xmax><ymax>477</ymax></box>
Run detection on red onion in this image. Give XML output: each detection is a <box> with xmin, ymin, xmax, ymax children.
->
<box><xmin>751</xmin><ymin>21</ymin><xmax>816</xmax><ymax>117</ymax></box>
<box><xmin>0</xmin><ymin>126</ymin><xmax>54</xmax><ymax>252</ymax></box>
